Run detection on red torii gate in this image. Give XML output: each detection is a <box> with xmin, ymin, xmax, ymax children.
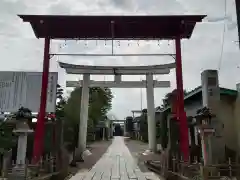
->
<box><xmin>18</xmin><ymin>14</ymin><xmax>206</xmax><ymax>163</ymax></box>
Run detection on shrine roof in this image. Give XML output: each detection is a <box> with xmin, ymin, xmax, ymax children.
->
<box><xmin>18</xmin><ymin>15</ymin><xmax>206</xmax><ymax>39</ymax></box>
<box><xmin>159</xmin><ymin>86</ymin><xmax>237</xmax><ymax>113</ymax></box>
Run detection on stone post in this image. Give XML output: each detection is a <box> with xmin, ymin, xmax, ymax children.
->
<box><xmin>105</xmin><ymin>119</ymin><xmax>110</xmax><ymax>140</ymax></box>
<box><xmin>201</xmin><ymin>69</ymin><xmax>225</xmax><ymax>164</ymax></box>
<box><xmin>124</xmin><ymin>121</ymin><xmax>127</xmax><ymax>137</ymax></box>
<box><xmin>102</xmin><ymin>127</ymin><xmax>105</xmax><ymax>141</ymax></box>
<box><xmin>2</xmin><ymin>150</ymin><xmax>12</xmax><ymax>178</ymax></box>
<box><xmin>146</xmin><ymin>73</ymin><xmax>157</xmax><ymax>152</ymax></box>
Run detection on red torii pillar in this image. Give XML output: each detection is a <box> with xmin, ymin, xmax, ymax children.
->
<box><xmin>32</xmin><ymin>37</ymin><xmax>51</xmax><ymax>163</ymax></box>
<box><xmin>175</xmin><ymin>36</ymin><xmax>189</xmax><ymax>161</ymax></box>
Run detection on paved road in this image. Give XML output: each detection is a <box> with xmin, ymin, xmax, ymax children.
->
<box><xmin>69</xmin><ymin>136</ymin><xmax>159</xmax><ymax>180</ymax></box>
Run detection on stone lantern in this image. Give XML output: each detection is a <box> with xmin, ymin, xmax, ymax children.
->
<box><xmin>10</xmin><ymin>107</ymin><xmax>34</xmax><ymax>180</ymax></box>
<box><xmin>195</xmin><ymin>107</ymin><xmax>215</xmax><ymax>165</ymax></box>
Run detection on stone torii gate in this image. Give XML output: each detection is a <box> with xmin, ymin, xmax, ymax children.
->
<box><xmin>59</xmin><ymin>62</ymin><xmax>175</xmax><ymax>154</ymax></box>
<box><xmin>19</xmin><ymin>14</ymin><xmax>206</xmax><ymax>162</ymax></box>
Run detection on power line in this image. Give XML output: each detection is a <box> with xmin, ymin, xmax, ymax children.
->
<box><xmin>218</xmin><ymin>0</ymin><xmax>227</xmax><ymax>71</ymax></box>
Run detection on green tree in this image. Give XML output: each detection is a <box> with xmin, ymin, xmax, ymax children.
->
<box><xmin>56</xmin><ymin>84</ymin><xmax>64</xmax><ymax>99</ymax></box>
<box><xmin>162</xmin><ymin>89</ymin><xmax>188</xmax><ymax>108</ymax></box>
<box><xmin>0</xmin><ymin>122</ymin><xmax>17</xmax><ymax>153</ymax></box>
<box><xmin>88</xmin><ymin>87</ymin><xmax>113</xmax><ymax>126</ymax></box>
<box><xmin>56</xmin><ymin>84</ymin><xmax>66</xmax><ymax>119</ymax></box>
<box><xmin>63</xmin><ymin>87</ymin><xmax>113</xmax><ymax>151</ymax></box>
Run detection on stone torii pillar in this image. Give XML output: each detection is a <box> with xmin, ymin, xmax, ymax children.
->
<box><xmin>146</xmin><ymin>73</ymin><xmax>157</xmax><ymax>152</ymax></box>
<box><xmin>77</xmin><ymin>74</ymin><xmax>91</xmax><ymax>159</ymax></box>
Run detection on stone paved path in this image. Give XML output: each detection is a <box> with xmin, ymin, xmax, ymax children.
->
<box><xmin>69</xmin><ymin>137</ymin><xmax>160</xmax><ymax>180</ymax></box>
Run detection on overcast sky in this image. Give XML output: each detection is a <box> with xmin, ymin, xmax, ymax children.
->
<box><xmin>0</xmin><ymin>0</ymin><xmax>240</xmax><ymax>119</ymax></box>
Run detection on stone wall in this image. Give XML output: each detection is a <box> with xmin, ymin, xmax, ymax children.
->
<box><xmin>168</xmin><ymin>93</ymin><xmax>239</xmax><ymax>154</ymax></box>
<box><xmin>219</xmin><ymin>96</ymin><xmax>237</xmax><ymax>151</ymax></box>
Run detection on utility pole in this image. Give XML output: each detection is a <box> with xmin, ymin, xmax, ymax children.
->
<box><xmin>140</xmin><ymin>77</ymin><xmax>143</xmax><ymax>110</ymax></box>
<box><xmin>235</xmin><ymin>0</ymin><xmax>240</xmax><ymax>47</ymax></box>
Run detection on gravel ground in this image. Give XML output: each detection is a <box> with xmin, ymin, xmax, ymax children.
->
<box><xmin>124</xmin><ymin>139</ymin><xmax>161</xmax><ymax>172</ymax></box>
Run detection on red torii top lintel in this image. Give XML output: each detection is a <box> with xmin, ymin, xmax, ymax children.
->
<box><xmin>18</xmin><ymin>15</ymin><xmax>206</xmax><ymax>40</ymax></box>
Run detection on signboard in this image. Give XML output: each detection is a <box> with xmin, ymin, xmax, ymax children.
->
<box><xmin>0</xmin><ymin>72</ymin><xmax>58</xmax><ymax>113</ymax></box>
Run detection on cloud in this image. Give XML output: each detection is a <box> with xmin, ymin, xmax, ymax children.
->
<box><xmin>0</xmin><ymin>0</ymin><xmax>239</xmax><ymax>119</ymax></box>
